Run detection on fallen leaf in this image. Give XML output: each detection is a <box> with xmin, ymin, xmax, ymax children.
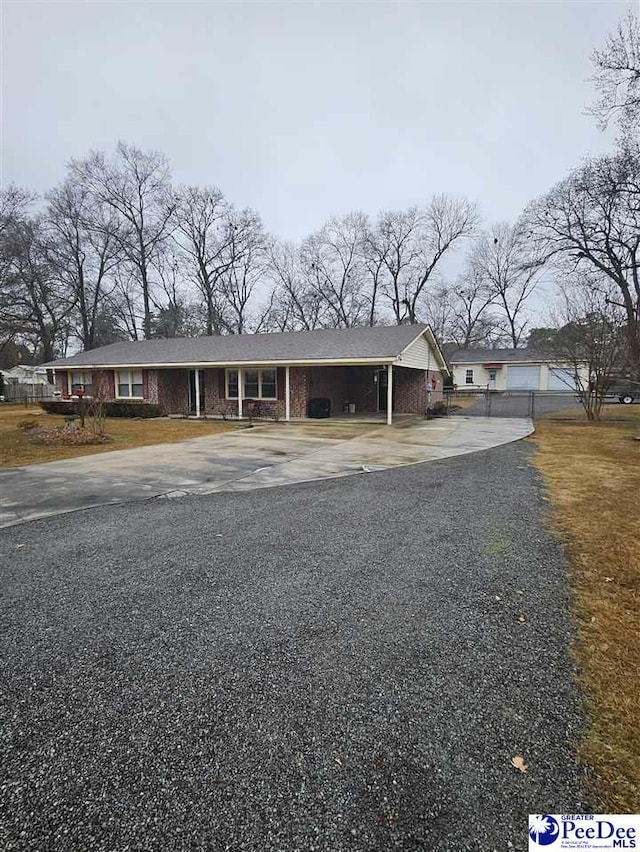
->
<box><xmin>517</xmin><ymin>614</ymin><xmax>527</xmax><ymax>623</ymax></box>
<box><xmin>15</xmin><ymin>544</ymin><xmax>25</xmax><ymax>550</ymax></box>
<box><xmin>495</xmin><ymin>595</ymin><xmax>502</xmax><ymax>601</ymax></box>
<box><xmin>213</xmin><ymin>534</ymin><xmax>223</xmax><ymax>538</ymax></box>
<box><xmin>515</xmin><ymin>590</ymin><xmax>524</xmax><ymax>596</ymax></box>
<box><xmin>604</xmin><ymin>577</ymin><xmax>614</xmax><ymax>582</ymax></box>
<box><xmin>334</xmin><ymin>756</ymin><xmax>342</xmax><ymax>766</ymax></box>
<box><xmin>511</xmin><ymin>755</ymin><xmax>527</xmax><ymax>773</ymax></box>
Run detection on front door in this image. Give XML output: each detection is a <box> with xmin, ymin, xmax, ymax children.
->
<box><xmin>488</xmin><ymin>369</ymin><xmax>497</xmax><ymax>390</ymax></box>
<box><xmin>377</xmin><ymin>369</ymin><xmax>394</xmax><ymax>412</ymax></box>
<box><xmin>188</xmin><ymin>370</ymin><xmax>205</xmax><ymax>414</ymax></box>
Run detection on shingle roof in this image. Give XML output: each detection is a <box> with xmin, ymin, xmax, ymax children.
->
<box><xmin>45</xmin><ymin>324</ymin><xmax>431</xmax><ymax>368</ymax></box>
<box><xmin>448</xmin><ymin>347</ymin><xmax>551</xmax><ymax>364</ymax></box>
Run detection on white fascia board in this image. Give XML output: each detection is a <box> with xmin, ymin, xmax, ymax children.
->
<box><xmin>53</xmin><ymin>356</ymin><xmax>398</xmax><ymax>370</ymax></box>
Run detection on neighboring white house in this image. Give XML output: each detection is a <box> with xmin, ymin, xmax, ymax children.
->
<box><xmin>448</xmin><ymin>348</ymin><xmax>590</xmax><ymax>392</ymax></box>
<box><xmin>1</xmin><ymin>365</ymin><xmax>56</xmax><ymax>400</ymax></box>
<box><xmin>1</xmin><ymin>365</ymin><xmax>52</xmax><ymax>385</ymax></box>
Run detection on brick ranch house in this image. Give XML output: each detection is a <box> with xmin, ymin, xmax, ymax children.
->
<box><xmin>45</xmin><ymin>324</ymin><xmax>447</xmax><ymax>425</ymax></box>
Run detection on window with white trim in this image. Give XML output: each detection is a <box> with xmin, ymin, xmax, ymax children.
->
<box><xmin>116</xmin><ymin>370</ymin><xmax>144</xmax><ymax>398</ymax></box>
<box><xmin>465</xmin><ymin>369</ymin><xmax>474</xmax><ymax>384</ymax></box>
<box><xmin>225</xmin><ymin>368</ymin><xmax>277</xmax><ymax>400</ymax></box>
<box><xmin>69</xmin><ymin>371</ymin><xmax>93</xmax><ymax>396</ymax></box>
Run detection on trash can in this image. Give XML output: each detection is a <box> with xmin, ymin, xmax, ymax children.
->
<box><xmin>308</xmin><ymin>398</ymin><xmax>331</xmax><ymax>418</ymax></box>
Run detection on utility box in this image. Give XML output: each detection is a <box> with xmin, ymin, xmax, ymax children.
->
<box><xmin>308</xmin><ymin>398</ymin><xmax>331</xmax><ymax>418</ymax></box>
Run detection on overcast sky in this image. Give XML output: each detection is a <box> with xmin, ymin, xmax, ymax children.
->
<box><xmin>1</xmin><ymin>0</ymin><xmax>626</xmax><ymax>246</ymax></box>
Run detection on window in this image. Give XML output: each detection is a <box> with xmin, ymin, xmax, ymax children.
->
<box><xmin>225</xmin><ymin>368</ymin><xmax>277</xmax><ymax>400</ymax></box>
<box><xmin>465</xmin><ymin>369</ymin><xmax>474</xmax><ymax>384</ymax></box>
<box><xmin>69</xmin><ymin>371</ymin><xmax>93</xmax><ymax>396</ymax></box>
<box><xmin>226</xmin><ymin>370</ymin><xmax>239</xmax><ymax>399</ymax></box>
<box><xmin>116</xmin><ymin>370</ymin><xmax>144</xmax><ymax>398</ymax></box>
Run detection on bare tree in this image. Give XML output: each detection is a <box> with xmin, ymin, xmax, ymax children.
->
<box><xmin>361</xmin><ymin>223</ymin><xmax>388</xmax><ymax>326</ymax></box>
<box><xmin>372</xmin><ymin>207</ymin><xmax>421</xmax><ymax>324</ymax></box>
<box><xmin>588</xmin><ymin>9</ymin><xmax>640</xmax><ymax>136</ymax></box>
<box><xmin>543</xmin><ymin>276</ymin><xmax>627</xmax><ymax>421</ymax></box>
<box><xmin>218</xmin><ymin>208</ymin><xmax>266</xmax><ymax>334</ymax></box>
<box><xmin>374</xmin><ymin>196</ymin><xmax>478</xmax><ymax>323</ymax></box>
<box><xmin>261</xmin><ymin>240</ymin><xmax>323</xmax><ymax>332</ymax></box>
<box><xmin>526</xmin><ymin>144</ymin><xmax>640</xmax><ymax>376</ymax></box>
<box><xmin>470</xmin><ymin>221</ymin><xmax>544</xmax><ymax>347</ymax></box>
<box><xmin>45</xmin><ymin>177</ymin><xmax>123</xmax><ymax>350</ymax></box>
<box><xmin>171</xmin><ymin>185</ymin><xmax>235</xmax><ymax>335</ymax></box>
<box><xmin>418</xmin><ymin>284</ymin><xmax>456</xmax><ymax>342</ymax></box>
<box><xmin>449</xmin><ymin>265</ymin><xmax>501</xmax><ymax>347</ymax></box>
<box><xmin>300</xmin><ymin>212</ymin><xmax>370</xmax><ymax>328</ymax></box>
<box><xmin>71</xmin><ymin>142</ymin><xmax>175</xmax><ymax>340</ymax></box>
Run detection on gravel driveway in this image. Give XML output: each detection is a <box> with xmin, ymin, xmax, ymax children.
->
<box><xmin>0</xmin><ymin>442</ymin><xmax>586</xmax><ymax>851</ymax></box>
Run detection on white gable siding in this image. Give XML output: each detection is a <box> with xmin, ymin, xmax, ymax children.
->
<box><xmin>396</xmin><ymin>333</ymin><xmax>437</xmax><ymax>371</ymax></box>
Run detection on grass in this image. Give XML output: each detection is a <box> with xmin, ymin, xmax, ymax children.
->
<box><xmin>0</xmin><ymin>403</ymin><xmax>238</xmax><ymax>468</ymax></box>
<box><xmin>530</xmin><ymin>404</ymin><xmax>640</xmax><ymax>811</ymax></box>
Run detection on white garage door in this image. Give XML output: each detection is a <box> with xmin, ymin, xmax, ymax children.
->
<box><xmin>548</xmin><ymin>368</ymin><xmax>576</xmax><ymax>391</ymax></box>
<box><xmin>506</xmin><ymin>365</ymin><xmax>541</xmax><ymax>390</ymax></box>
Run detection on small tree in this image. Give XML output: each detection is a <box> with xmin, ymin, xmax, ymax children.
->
<box><xmin>88</xmin><ymin>394</ymin><xmax>107</xmax><ymax>438</ymax></box>
<box><xmin>543</xmin><ymin>281</ymin><xmax>626</xmax><ymax>421</ymax></box>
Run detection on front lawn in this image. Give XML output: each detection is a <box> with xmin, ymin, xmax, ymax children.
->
<box><xmin>0</xmin><ymin>404</ymin><xmax>238</xmax><ymax>468</ymax></box>
<box><xmin>531</xmin><ymin>405</ymin><xmax>640</xmax><ymax>811</ymax></box>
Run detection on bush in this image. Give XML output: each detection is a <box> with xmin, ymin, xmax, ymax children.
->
<box><xmin>426</xmin><ymin>400</ymin><xmax>449</xmax><ymax>418</ymax></box>
<box><xmin>40</xmin><ymin>400</ymin><xmax>161</xmax><ymax>418</ymax></box>
<box><xmin>16</xmin><ymin>417</ymin><xmax>39</xmax><ymax>432</ymax></box>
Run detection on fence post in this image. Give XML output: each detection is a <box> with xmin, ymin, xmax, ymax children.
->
<box><xmin>484</xmin><ymin>388</ymin><xmax>492</xmax><ymax>417</ymax></box>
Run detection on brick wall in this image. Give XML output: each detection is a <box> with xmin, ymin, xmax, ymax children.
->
<box><xmin>145</xmin><ymin>370</ymin><xmax>159</xmax><ymax>404</ymax></box>
<box><xmin>393</xmin><ymin>366</ymin><xmax>429</xmax><ymax>414</ymax></box>
<box><xmin>289</xmin><ymin>367</ymin><xmax>309</xmax><ymax>417</ymax></box>
<box><xmin>93</xmin><ymin>369</ymin><xmax>115</xmax><ymax>399</ymax></box>
<box><xmin>157</xmin><ymin>369</ymin><xmax>189</xmax><ymax>415</ymax></box>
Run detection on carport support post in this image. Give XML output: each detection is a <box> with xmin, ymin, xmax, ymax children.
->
<box><xmin>387</xmin><ymin>364</ymin><xmax>393</xmax><ymax>426</ymax></box>
<box><xmin>238</xmin><ymin>369</ymin><xmax>243</xmax><ymax>420</ymax></box>
<box><xmin>194</xmin><ymin>368</ymin><xmax>201</xmax><ymax>418</ymax></box>
<box><xmin>285</xmin><ymin>366</ymin><xmax>290</xmax><ymax>421</ymax></box>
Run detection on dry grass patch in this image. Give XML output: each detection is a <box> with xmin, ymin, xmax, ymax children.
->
<box><xmin>0</xmin><ymin>404</ymin><xmax>238</xmax><ymax>468</ymax></box>
<box><xmin>448</xmin><ymin>393</ymin><xmax>482</xmax><ymax>410</ymax></box>
<box><xmin>531</xmin><ymin>410</ymin><xmax>640</xmax><ymax>811</ymax></box>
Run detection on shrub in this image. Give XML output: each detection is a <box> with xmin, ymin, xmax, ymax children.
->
<box><xmin>40</xmin><ymin>400</ymin><xmax>160</xmax><ymax>418</ymax></box>
<box><xmin>16</xmin><ymin>417</ymin><xmax>39</xmax><ymax>432</ymax></box>
<box><xmin>426</xmin><ymin>400</ymin><xmax>449</xmax><ymax>418</ymax></box>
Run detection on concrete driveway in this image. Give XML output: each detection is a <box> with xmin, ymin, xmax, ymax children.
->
<box><xmin>0</xmin><ymin>416</ymin><xmax>533</xmax><ymax>527</ymax></box>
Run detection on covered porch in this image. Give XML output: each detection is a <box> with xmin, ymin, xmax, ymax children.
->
<box><xmin>171</xmin><ymin>363</ymin><xmax>429</xmax><ymax>425</ymax></box>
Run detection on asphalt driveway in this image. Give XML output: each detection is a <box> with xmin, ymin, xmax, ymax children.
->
<box><xmin>0</xmin><ymin>443</ymin><xmax>586</xmax><ymax>851</ymax></box>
